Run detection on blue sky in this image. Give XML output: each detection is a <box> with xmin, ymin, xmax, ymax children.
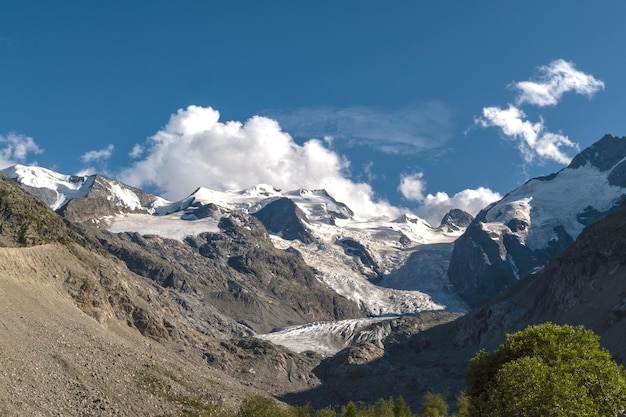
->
<box><xmin>1</xmin><ymin>1</ymin><xmax>625</xmax><ymax>224</ymax></box>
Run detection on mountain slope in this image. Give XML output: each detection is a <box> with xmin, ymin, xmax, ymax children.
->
<box><xmin>0</xmin><ymin>171</ymin><xmax>71</xmax><ymax>246</ymax></box>
<box><xmin>0</xmin><ymin>173</ymin><xmax>337</xmax><ymax>415</ymax></box>
<box><xmin>449</xmin><ymin>134</ymin><xmax>626</xmax><ymax>306</ymax></box>
<box><xmin>4</xmin><ymin>165</ymin><xmax>470</xmax><ymax>315</ymax></box>
<box><xmin>97</xmin><ymin>210</ymin><xmax>364</xmax><ymax>334</ymax></box>
<box><xmin>3</xmin><ymin>165</ymin><xmax>164</xmax><ymax>221</ymax></box>
<box><xmin>456</xmin><ymin>194</ymin><xmax>626</xmax><ymax>359</ymax></box>
<box><xmin>294</xmin><ymin>195</ymin><xmax>626</xmax><ymax>410</ymax></box>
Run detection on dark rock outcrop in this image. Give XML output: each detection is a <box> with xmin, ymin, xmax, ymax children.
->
<box><xmin>336</xmin><ymin>237</ymin><xmax>382</xmax><ymax>280</ymax></box>
<box><xmin>253</xmin><ymin>197</ymin><xmax>314</xmax><ymax>243</ymax></box>
<box><xmin>438</xmin><ymin>208</ymin><xmax>473</xmax><ymax>232</ymax></box>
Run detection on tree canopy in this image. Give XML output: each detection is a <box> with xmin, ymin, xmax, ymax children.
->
<box><xmin>464</xmin><ymin>323</ymin><xmax>626</xmax><ymax>417</ymax></box>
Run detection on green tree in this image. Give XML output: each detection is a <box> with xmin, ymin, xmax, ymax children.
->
<box><xmin>370</xmin><ymin>397</ymin><xmax>395</xmax><ymax>417</ymax></box>
<box><xmin>464</xmin><ymin>323</ymin><xmax>626</xmax><ymax>417</ymax></box>
<box><xmin>393</xmin><ymin>396</ymin><xmax>413</xmax><ymax>417</ymax></box>
<box><xmin>340</xmin><ymin>401</ymin><xmax>358</xmax><ymax>417</ymax></box>
<box><xmin>421</xmin><ymin>392</ymin><xmax>447</xmax><ymax>417</ymax></box>
<box><xmin>451</xmin><ymin>392</ymin><xmax>470</xmax><ymax>417</ymax></box>
<box><xmin>314</xmin><ymin>407</ymin><xmax>336</xmax><ymax>417</ymax></box>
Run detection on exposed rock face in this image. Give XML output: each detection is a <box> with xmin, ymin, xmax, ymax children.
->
<box><xmin>97</xmin><ymin>210</ymin><xmax>363</xmax><ymax>335</ymax></box>
<box><xmin>448</xmin><ymin>212</ymin><xmax>573</xmax><ymax>307</ymax></box>
<box><xmin>449</xmin><ymin>134</ymin><xmax>626</xmax><ymax>307</ymax></box>
<box><xmin>569</xmin><ymin>134</ymin><xmax>626</xmax><ymax>175</ymax></box>
<box><xmin>438</xmin><ymin>208</ymin><xmax>473</xmax><ymax>232</ymax></box>
<box><xmin>57</xmin><ymin>175</ymin><xmax>162</xmax><ymax>224</ymax></box>
<box><xmin>335</xmin><ymin>237</ymin><xmax>382</xmax><ymax>280</ymax></box>
<box><xmin>253</xmin><ymin>197</ymin><xmax>314</xmax><ymax>243</ymax></box>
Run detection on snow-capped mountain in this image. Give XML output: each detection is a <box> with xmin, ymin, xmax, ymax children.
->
<box><xmin>3</xmin><ymin>165</ymin><xmax>166</xmax><ymax>224</ymax></box>
<box><xmin>449</xmin><ymin>134</ymin><xmax>626</xmax><ymax>306</ymax></box>
<box><xmin>2</xmin><ymin>164</ymin><xmax>470</xmax><ymax>317</ymax></box>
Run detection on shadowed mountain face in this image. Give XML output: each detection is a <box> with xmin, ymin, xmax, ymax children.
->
<box><xmin>252</xmin><ymin>197</ymin><xmax>315</xmax><ymax>243</ymax></box>
<box><xmin>296</xmin><ymin>198</ymin><xmax>626</xmax><ymax>410</ymax></box>
<box><xmin>449</xmin><ymin>134</ymin><xmax>626</xmax><ymax>307</ymax></box>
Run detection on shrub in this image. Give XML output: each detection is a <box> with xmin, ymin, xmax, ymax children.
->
<box><xmin>464</xmin><ymin>323</ymin><xmax>626</xmax><ymax>417</ymax></box>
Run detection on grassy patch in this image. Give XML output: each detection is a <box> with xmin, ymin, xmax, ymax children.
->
<box><xmin>135</xmin><ymin>367</ymin><xmax>224</xmax><ymax>417</ymax></box>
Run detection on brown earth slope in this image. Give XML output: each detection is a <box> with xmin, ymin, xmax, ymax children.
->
<box><xmin>0</xmin><ymin>173</ymin><xmax>327</xmax><ymax>415</ymax></box>
<box><xmin>0</xmin><ymin>243</ymin><xmax>243</xmax><ymax>415</ymax></box>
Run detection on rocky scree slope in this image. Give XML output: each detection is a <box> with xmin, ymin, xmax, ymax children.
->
<box><xmin>449</xmin><ymin>134</ymin><xmax>626</xmax><ymax>307</ymax></box>
<box><xmin>0</xmin><ymin>173</ymin><xmax>335</xmax><ymax>415</ymax></box>
<box><xmin>94</xmin><ymin>209</ymin><xmax>363</xmax><ymax>335</ymax></box>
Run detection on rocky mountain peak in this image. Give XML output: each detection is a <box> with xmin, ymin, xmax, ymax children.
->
<box><xmin>438</xmin><ymin>208</ymin><xmax>474</xmax><ymax>232</ymax></box>
<box><xmin>449</xmin><ymin>134</ymin><xmax>626</xmax><ymax>307</ymax></box>
<box><xmin>568</xmin><ymin>134</ymin><xmax>626</xmax><ymax>171</ymax></box>
<box><xmin>252</xmin><ymin>197</ymin><xmax>315</xmax><ymax>243</ymax></box>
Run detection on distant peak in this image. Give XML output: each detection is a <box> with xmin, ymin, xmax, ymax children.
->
<box><xmin>438</xmin><ymin>208</ymin><xmax>473</xmax><ymax>231</ymax></box>
<box><xmin>392</xmin><ymin>213</ymin><xmax>427</xmax><ymax>224</ymax></box>
<box><xmin>241</xmin><ymin>184</ymin><xmax>281</xmax><ymax>197</ymax></box>
<box><xmin>568</xmin><ymin>134</ymin><xmax>626</xmax><ymax>171</ymax></box>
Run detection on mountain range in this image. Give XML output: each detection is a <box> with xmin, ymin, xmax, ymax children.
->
<box><xmin>1</xmin><ymin>134</ymin><xmax>626</xmax><ymax>414</ymax></box>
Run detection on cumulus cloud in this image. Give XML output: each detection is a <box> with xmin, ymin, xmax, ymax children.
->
<box><xmin>268</xmin><ymin>102</ymin><xmax>453</xmax><ymax>154</ymax></box>
<box><xmin>399</xmin><ymin>172</ymin><xmax>501</xmax><ymax>226</ymax></box>
<box><xmin>398</xmin><ymin>173</ymin><xmax>426</xmax><ymax>202</ymax></box>
<box><xmin>476</xmin><ymin>59</ymin><xmax>603</xmax><ymax>164</ymax></box>
<box><xmin>514</xmin><ymin>59</ymin><xmax>605</xmax><ymax>107</ymax></box>
<box><xmin>0</xmin><ymin>132</ymin><xmax>43</xmax><ymax>168</ymax></box>
<box><xmin>415</xmin><ymin>188</ymin><xmax>502</xmax><ymax>227</ymax></box>
<box><xmin>119</xmin><ymin>105</ymin><xmax>402</xmax><ymax>220</ymax></box>
<box><xmin>81</xmin><ymin>144</ymin><xmax>114</xmax><ymax>163</ymax></box>
<box><xmin>477</xmin><ymin>105</ymin><xmax>579</xmax><ymax>164</ymax></box>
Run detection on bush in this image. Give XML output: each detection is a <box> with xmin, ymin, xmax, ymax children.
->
<box><xmin>464</xmin><ymin>323</ymin><xmax>626</xmax><ymax>417</ymax></box>
<box><xmin>236</xmin><ymin>395</ymin><xmax>291</xmax><ymax>417</ymax></box>
<box><xmin>420</xmin><ymin>392</ymin><xmax>447</xmax><ymax>417</ymax></box>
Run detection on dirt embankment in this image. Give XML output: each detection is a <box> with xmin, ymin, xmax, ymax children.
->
<box><xmin>0</xmin><ymin>244</ymin><xmax>248</xmax><ymax>416</ymax></box>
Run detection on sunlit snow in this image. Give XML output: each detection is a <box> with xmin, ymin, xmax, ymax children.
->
<box><xmin>484</xmin><ymin>164</ymin><xmax>625</xmax><ymax>250</ymax></box>
<box><xmin>4</xmin><ymin>164</ymin><xmax>94</xmax><ymax>210</ymax></box>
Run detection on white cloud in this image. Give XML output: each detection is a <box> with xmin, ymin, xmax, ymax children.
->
<box><xmin>476</xmin><ymin>59</ymin><xmax>601</xmax><ymax>165</ymax></box>
<box><xmin>0</xmin><ymin>133</ymin><xmax>43</xmax><ymax>169</ymax></box>
<box><xmin>514</xmin><ymin>59</ymin><xmax>604</xmax><ymax>107</ymax></box>
<box><xmin>119</xmin><ymin>105</ymin><xmax>402</xmax><ymax>220</ymax></box>
<box><xmin>268</xmin><ymin>102</ymin><xmax>453</xmax><ymax>154</ymax></box>
<box><xmin>399</xmin><ymin>172</ymin><xmax>501</xmax><ymax>226</ymax></box>
<box><xmin>81</xmin><ymin>144</ymin><xmax>114</xmax><ymax>163</ymax></box>
<box><xmin>398</xmin><ymin>173</ymin><xmax>426</xmax><ymax>202</ymax></box>
<box><xmin>478</xmin><ymin>105</ymin><xmax>579</xmax><ymax>164</ymax></box>
<box><xmin>129</xmin><ymin>144</ymin><xmax>144</xmax><ymax>158</ymax></box>
<box><xmin>415</xmin><ymin>187</ymin><xmax>502</xmax><ymax>227</ymax></box>
<box><xmin>74</xmin><ymin>168</ymin><xmax>96</xmax><ymax>177</ymax></box>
